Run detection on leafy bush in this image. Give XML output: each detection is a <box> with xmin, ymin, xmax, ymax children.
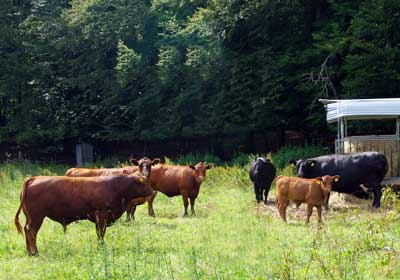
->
<box><xmin>174</xmin><ymin>153</ymin><xmax>223</xmax><ymax>166</ymax></box>
<box><xmin>272</xmin><ymin>144</ymin><xmax>329</xmax><ymax>169</ymax></box>
<box><xmin>381</xmin><ymin>186</ymin><xmax>400</xmax><ymax>215</ymax></box>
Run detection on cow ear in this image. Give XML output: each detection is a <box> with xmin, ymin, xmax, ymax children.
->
<box><xmin>316</xmin><ymin>177</ymin><xmax>322</xmax><ymax>185</ymax></box>
<box><xmin>205</xmin><ymin>163</ymin><xmax>212</xmax><ymax>169</ymax></box>
<box><xmin>152</xmin><ymin>158</ymin><xmax>161</xmax><ymax>166</ymax></box>
<box><xmin>289</xmin><ymin>159</ymin><xmax>296</xmax><ymax>165</ymax></box>
<box><xmin>130</xmin><ymin>159</ymin><xmax>139</xmax><ymax>166</ymax></box>
<box><xmin>189</xmin><ymin>165</ymin><xmax>196</xmax><ymax>170</ymax></box>
<box><xmin>334</xmin><ymin>175</ymin><xmax>340</xmax><ymax>182</ymax></box>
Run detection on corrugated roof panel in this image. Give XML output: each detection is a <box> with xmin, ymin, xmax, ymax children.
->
<box><xmin>319</xmin><ymin>98</ymin><xmax>400</xmax><ymax>123</ymax></box>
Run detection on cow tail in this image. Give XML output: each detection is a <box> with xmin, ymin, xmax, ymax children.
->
<box><xmin>14</xmin><ymin>177</ymin><xmax>33</xmax><ymax>235</ymax></box>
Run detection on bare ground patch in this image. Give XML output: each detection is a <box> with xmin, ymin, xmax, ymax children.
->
<box><xmin>254</xmin><ymin>192</ymin><xmax>376</xmax><ymax>223</ymax></box>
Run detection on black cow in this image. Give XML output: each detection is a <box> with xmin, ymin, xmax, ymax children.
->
<box><xmin>291</xmin><ymin>152</ymin><xmax>388</xmax><ymax>209</ymax></box>
<box><xmin>249</xmin><ymin>157</ymin><xmax>276</xmax><ymax>204</ymax></box>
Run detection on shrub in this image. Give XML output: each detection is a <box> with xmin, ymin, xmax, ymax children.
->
<box><xmin>174</xmin><ymin>153</ymin><xmax>223</xmax><ymax>166</ymax></box>
<box><xmin>272</xmin><ymin>144</ymin><xmax>329</xmax><ymax>169</ymax></box>
<box><xmin>381</xmin><ymin>186</ymin><xmax>400</xmax><ymax>214</ymax></box>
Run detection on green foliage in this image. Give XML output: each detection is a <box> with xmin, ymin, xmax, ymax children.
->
<box><xmin>115</xmin><ymin>40</ymin><xmax>142</xmax><ymax>88</ymax></box>
<box><xmin>382</xmin><ymin>186</ymin><xmax>400</xmax><ymax>215</ymax></box>
<box><xmin>1</xmin><ymin>0</ymin><xmax>400</xmax><ymax>150</ymax></box>
<box><xmin>272</xmin><ymin>144</ymin><xmax>329</xmax><ymax>169</ymax></box>
<box><xmin>174</xmin><ymin>152</ymin><xmax>222</xmax><ymax>166</ymax></box>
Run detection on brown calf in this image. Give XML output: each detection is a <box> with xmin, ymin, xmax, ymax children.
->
<box><xmin>14</xmin><ymin>174</ymin><xmax>154</xmax><ymax>255</ymax></box>
<box><xmin>126</xmin><ymin>162</ymin><xmax>212</xmax><ymax>217</ymax></box>
<box><xmin>276</xmin><ymin>175</ymin><xmax>339</xmax><ymax>224</ymax></box>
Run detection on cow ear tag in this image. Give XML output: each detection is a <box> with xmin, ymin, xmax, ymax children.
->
<box><xmin>139</xmin><ymin>177</ymin><xmax>145</xmax><ymax>183</ymax></box>
<box><xmin>334</xmin><ymin>177</ymin><xmax>339</xmax><ymax>182</ymax></box>
<box><xmin>316</xmin><ymin>180</ymin><xmax>321</xmax><ymax>185</ymax></box>
<box><xmin>310</xmin><ymin>162</ymin><xmax>315</xmax><ymax>167</ymax></box>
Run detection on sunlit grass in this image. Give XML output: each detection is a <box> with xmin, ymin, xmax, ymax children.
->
<box><xmin>0</xmin><ymin>161</ymin><xmax>399</xmax><ymax>279</ymax></box>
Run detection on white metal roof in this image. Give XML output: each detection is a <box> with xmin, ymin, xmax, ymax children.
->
<box><xmin>319</xmin><ymin>98</ymin><xmax>400</xmax><ymax>123</ymax></box>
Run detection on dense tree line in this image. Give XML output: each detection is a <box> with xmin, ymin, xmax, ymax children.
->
<box><xmin>1</xmin><ymin>0</ymin><xmax>400</xmax><ymax>155</ymax></box>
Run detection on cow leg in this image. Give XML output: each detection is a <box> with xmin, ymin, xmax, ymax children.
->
<box><xmin>95</xmin><ymin>220</ymin><xmax>107</xmax><ymax>241</ymax></box>
<box><xmin>182</xmin><ymin>196</ymin><xmax>189</xmax><ymax>217</ymax></box>
<box><xmin>324</xmin><ymin>192</ymin><xmax>331</xmax><ymax>210</ymax></box>
<box><xmin>126</xmin><ymin>205</ymin><xmax>136</xmax><ymax>222</ymax></box>
<box><xmin>263</xmin><ymin>187</ymin><xmax>270</xmax><ymax>205</ymax></box>
<box><xmin>278</xmin><ymin>200</ymin><xmax>288</xmax><ymax>223</ymax></box>
<box><xmin>306</xmin><ymin>204</ymin><xmax>313</xmax><ymax>224</ymax></box>
<box><xmin>147</xmin><ymin>191</ymin><xmax>157</xmax><ymax>217</ymax></box>
<box><xmin>95</xmin><ymin>212</ymin><xmax>107</xmax><ymax>241</ymax></box>
<box><xmin>190</xmin><ymin>197</ymin><xmax>196</xmax><ymax>215</ymax></box>
<box><xmin>24</xmin><ymin>217</ymin><xmax>44</xmax><ymax>256</ymax></box>
<box><xmin>316</xmin><ymin>205</ymin><xmax>323</xmax><ymax>223</ymax></box>
<box><xmin>372</xmin><ymin>187</ymin><xmax>382</xmax><ymax>208</ymax></box>
<box><xmin>254</xmin><ymin>185</ymin><xmax>263</xmax><ymax>203</ymax></box>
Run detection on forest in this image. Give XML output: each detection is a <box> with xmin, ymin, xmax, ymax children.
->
<box><xmin>1</xmin><ymin>0</ymin><xmax>400</xmax><ymax>159</ymax></box>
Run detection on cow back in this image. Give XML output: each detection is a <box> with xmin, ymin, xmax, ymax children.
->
<box><xmin>149</xmin><ymin>164</ymin><xmax>198</xmax><ymax>197</ymax></box>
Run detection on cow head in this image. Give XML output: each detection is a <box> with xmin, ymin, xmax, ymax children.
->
<box><xmin>293</xmin><ymin>159</ymin><xmax>317</xmax><ymax>178</ymax></box>
<box><xmin>130</xmin><ymin>157</ymin><xmax>161</xmax><ymax>178</ymax></box>
<box><xmin>253</xmin><ymin>157</ymin><xmax>270</xmax><ymax>175</ymax></box>
<box><xmin>316</xmin><ymin>175</ymin><xmax>340</xmax><ymax>192</ymax></box>
<box><xmin>189</xmin><ymin>162</ymin><xmax>212</xmax><ymax>183</ymax></box>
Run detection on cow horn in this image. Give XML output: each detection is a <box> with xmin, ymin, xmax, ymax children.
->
<box><xmin>359</xmin><ymin>184</ymin><xmax>369</xmax><ymax>193</ymax></box>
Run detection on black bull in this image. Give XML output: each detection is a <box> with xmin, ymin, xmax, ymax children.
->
<box><xmin>292</xmin><ymin>152</ymin><xmax>388</xmax><ymax>208</ymax></box>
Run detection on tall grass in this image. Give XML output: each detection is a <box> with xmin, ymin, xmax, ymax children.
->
<box><xmin>0</xmin><ymin>157</ymin><xmax>399</xmax><ymax>279</ymax></box>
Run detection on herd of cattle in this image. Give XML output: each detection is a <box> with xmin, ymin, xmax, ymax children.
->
<box><xmin>250</xmin><ymin>151</ymin><xmax>388</xmax><ymax>224</ymax></box>
<box><xmin>14</xmin><ymin>151</ymin><xmax>388</xmax><ymax>255</ymax></box>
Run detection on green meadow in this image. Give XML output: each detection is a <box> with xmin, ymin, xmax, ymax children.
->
<box><xmin>0</xmin><ymin>159</ymin><xmax>399</xmax><ymax>280</ymax></box>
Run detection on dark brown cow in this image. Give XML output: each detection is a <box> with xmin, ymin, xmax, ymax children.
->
<box><xmin>65</xmin><ymin>157</ymin><xmax>160</xmax><ymax>221</ymax></box>
<box><xmin>65</xmin><ymin>157</ymin><xmax>160</xmax><ymax>177</ymax></box>
<box><xmin>14</xmin><ymin>174</ymin><xmax>154</xmax><ymax>255</ymax></box>
<box><xmin>276</xmin><ymin>175</ymin><xmax>339</xmax><ymax>224</ymax></box>
<box><xmin>126</xmin><ymin>162</ymin><xmax>212</xmax><ymax>217</ymax></box>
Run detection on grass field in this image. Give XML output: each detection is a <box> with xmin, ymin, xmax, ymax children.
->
<box><xmin>0</xmin><ymin>161</ymin><xmax>399</xmax><ymax>279</ymax></box>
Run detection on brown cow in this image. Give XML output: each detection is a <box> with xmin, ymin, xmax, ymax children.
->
<box><xmin>126</xmin><ymin>162</ymin><xmax>212</xmax><ymax>218</ymax></box>
<box><xmin>64</xmin><ymin>157</ymin><xmax>160</xmax><ymax>177</ymax></box>
<box><xmin>14</xmin><ymin>174</ymin><xmax>154</xmax><ymax>255</ymax></box>
<box><xmin>276</xmin><ymin>175</ymin><xmax>339</xmax><ymax>224</ymax></box>
<box><xmin>65</xmin><ymin>157</ymin><xmax>160</xmax><ymax>221</ymax></box>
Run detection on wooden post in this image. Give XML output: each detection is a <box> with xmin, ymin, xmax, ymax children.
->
<box><xmin>76</xmin><ymin>143</ymin><xmax>93</xmax><ymax>167</ymax></box>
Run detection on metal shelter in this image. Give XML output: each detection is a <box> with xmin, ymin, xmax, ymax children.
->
<box><xmin>320</xmin><ymin>98</ymin><xmax>400</xmax><ymax>184</ymax></box>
